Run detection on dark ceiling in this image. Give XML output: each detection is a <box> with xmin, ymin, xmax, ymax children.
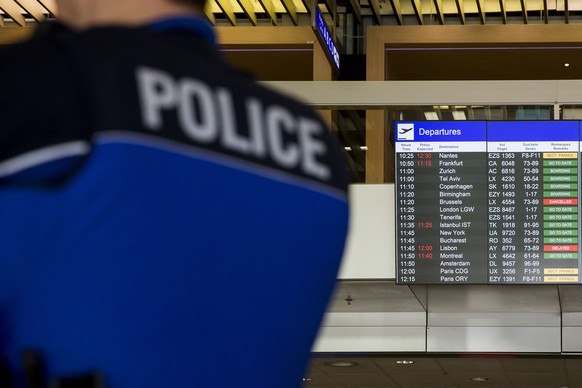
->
<box><xmin>385</xmin><ymin>47</ymin><xmax>582</xmax><ymax>80</ymax></box>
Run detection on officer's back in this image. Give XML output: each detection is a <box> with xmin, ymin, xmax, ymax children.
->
<box><xmin>0</xmin><ymin>3</ymin><xmax>349</xmax><ymax>387</ymax></box>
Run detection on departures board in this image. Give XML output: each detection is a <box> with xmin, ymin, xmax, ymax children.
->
<box><xmin>395</xmin><ymin>121</ymin><xmax>581</xmax><ymax>285</ymax></box>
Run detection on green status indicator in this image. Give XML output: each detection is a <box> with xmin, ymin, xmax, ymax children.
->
<box><xmin>544</xmin><ymin>191</ymin><xmax>577</xmax><ymax>198</ymax></box>
<box><xmin>544</xmin><ymin>183</ymin><xmax>578</xmax><ymax>190</ymax></box>
<box><xmin>543</xmin><ymin>160</ymin><xmax>578</xmax><ymax>167</ymax></box>
<box><xmin>543</xmin><ymin>222</ymin><xmax>578</xmax><ymax>228</ymax></box>
<box><xmin>544</xmin><ymin>206</ymin><xmax>577</xmax><ymax>213</ymax></box>
<box><xmin>544</xmin><ymin>229</ymin><xmax>578</xmax><ymax>236</ymax></box>
<box><xmin>543</xmin><ymin>168</ymin><xmax>578</xmax><ymax>174</ymax></box>
<box><xmin>544</xmin><ymin>214</ymin><xmax>578</xmax><ymax>221</ymax></box>
<box><xmin>544</xmin><ymin>237</ymin><xmax>578</xmax><ymax>244</ymax></box>
<box><xmin>544</xmin><ymin>175</ymin><xmax>578</xmax><ymax>182</ymax></box>
<box><xmin>544</xmin><ymin>252</ymin><xmax>579</xmax><ymax>259</ymax></box>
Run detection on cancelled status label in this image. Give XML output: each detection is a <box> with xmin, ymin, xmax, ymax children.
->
<box><xmin>544</xmin><ymin>198</ymin><xmax>578</xmax><ymax>205</ymax></box>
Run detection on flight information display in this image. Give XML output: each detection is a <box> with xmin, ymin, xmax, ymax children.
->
<box><xmin>395</xmin><ymin>121</ymin><xmax>581</xmax><ymax>285</ymax></box>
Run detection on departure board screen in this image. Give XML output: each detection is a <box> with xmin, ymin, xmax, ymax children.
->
<box><xmin>395</xmin><ymin>121</ymin><xmax>581</xmax><ymax>285</ymax></box>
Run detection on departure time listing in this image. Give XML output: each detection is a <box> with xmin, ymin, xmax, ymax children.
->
<box><xmin>395</xmin><ymin>121</ymin><xmax>582</xmax><ymax>285</ymax></box>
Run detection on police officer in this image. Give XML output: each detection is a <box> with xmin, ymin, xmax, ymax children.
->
<box><xmin>0</xmin><ymin>0</ymin><xmax>349</xmax><ymax>387</ymax></box>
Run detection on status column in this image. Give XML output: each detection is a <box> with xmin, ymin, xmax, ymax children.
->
<box><xmin>542</xmin><ymin>153</ymin><xmax>579</xmax><ymax>283</ymax></box>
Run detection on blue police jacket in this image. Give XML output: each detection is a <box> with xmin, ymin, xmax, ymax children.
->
<box><xmin>0</xmin><ymin>18</ymin><xmax>349</xmax><ymax>388</ymax></box>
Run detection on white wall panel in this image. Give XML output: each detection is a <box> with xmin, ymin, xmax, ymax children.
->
<box><xmin>338</xmin><ymin>184</ymin><xmax>395</xmax><ymax>280</ymax></box>
<box><xmin>313</xmin><ymin>326</ymin><xmax>426</xmax><ymax>352</ymax></box>
<box><xmin>429</xmin><ymin>312</ymin><xmax>560</xmax><ymax>327</ymax></box>
<box><xmin>264</xmin><ymin>80</ymin><xmax>582</xmax><ymax>106</ymax></box>
<box><xmin>562</xmin><ymin>313</ymin><xmax>582</xmax><ymax>352</ymax></box>
<box><xmin>562</xmin><ymin>327</ymin><xmax>582</xmax><ymax>352</ymax></box>
<box><xmin>427</xmin><ymin>326</ymin><xmax>561</xmax><ymax>353</ymax></box>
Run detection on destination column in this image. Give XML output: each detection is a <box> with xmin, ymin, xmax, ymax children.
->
<box><xmin>395</xmin><ymin>121</ymin><xmax>488</xmax><ymax>284</ymax></box>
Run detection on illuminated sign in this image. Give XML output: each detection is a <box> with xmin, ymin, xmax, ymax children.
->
<box><xmin>395</xmin><ymin>120</ymin><xmax>582</xmax><ymax>285</ymax></box>
<box><xmin>315</xmin><ymin>7</ymin><xmax>340</xmax><ymax>72</ymax></box>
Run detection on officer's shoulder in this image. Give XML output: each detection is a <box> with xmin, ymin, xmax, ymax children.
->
<box><xmin>0</xmin><ymin>23</ymin><xmax>76</xmax><ymax>87</ymax></box>
<box><xmin>0</xmin><ymin>23</ymin><xmax>64</xmax><ymax>60</ymax></box>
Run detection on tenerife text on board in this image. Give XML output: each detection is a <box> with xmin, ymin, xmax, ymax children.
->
<box><xmin>136</xmin><ymin>66</ymin><xmax>330</xmax><ymax>181</ymax></box>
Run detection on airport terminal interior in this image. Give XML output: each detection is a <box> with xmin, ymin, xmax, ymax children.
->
<box><xmin>4</xmin><ymin>0</ymin><xmax>582</xmax><ymax>387</ymax></box>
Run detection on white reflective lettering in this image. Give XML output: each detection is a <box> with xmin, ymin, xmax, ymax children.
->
<box><xmin>245</xmin><ymin>98</ymin><xmax>267</xmax><ymax>158</ymax></box>
<box><xmin>298</xmin><ymin>118</ymin><xmax>330</xmax><ymax>180</ymax></box>
<box><xmin>218</xmin><ymin>88</ymin><xmax>250</xmax><ymax>153</ymax></box>
<box><xmin>136</xmin><ymin>67</ymin><xmax>176</xmax><ymax>130</ymax></box>
<box><xmin>178</xmin><ymin>79</ymin><xmax>218</xmax><ymax>143</ymax></box>
<box><xmin>266</xmin><ymin>106</ymin><xmax>299</xmax><ymax>169</ymax></box>
<box><xmin>135</xmin><ymin>66</ymin><xmax>332</xmax><ymax>181</ymax></box>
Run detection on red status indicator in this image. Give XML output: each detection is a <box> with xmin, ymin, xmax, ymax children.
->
<box><xmin>543</xmin><ymin>198</ymin><xmax>578</xmax><ymax>205</ymax></box>
<box><xmin>544</xmin><ymin>245</ymin><xmax>578</xmax><ymax>252</ymax></box>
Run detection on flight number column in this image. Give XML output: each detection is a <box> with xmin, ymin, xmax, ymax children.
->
<box><xmin>487</xmin><ymin>151</ymin><xmax>543</xmax><ymax>283</ymax></box>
